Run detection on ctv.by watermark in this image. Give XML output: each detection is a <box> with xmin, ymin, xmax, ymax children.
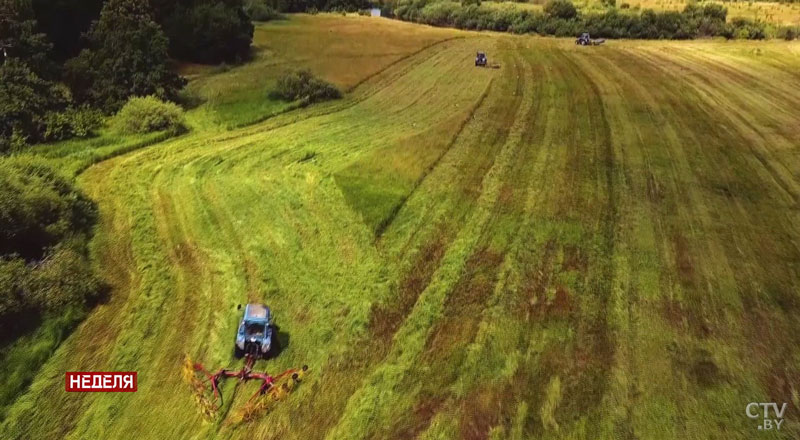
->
<box><xmin>746</xmin><ymin>402</ymin><xmax>788</xmax><ymax>431</ymax></box>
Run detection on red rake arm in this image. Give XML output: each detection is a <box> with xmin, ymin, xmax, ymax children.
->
<box><xmin>185</xmin><ymin>354</ymin><xmax>308</xmax><ymax>419</ymax></box>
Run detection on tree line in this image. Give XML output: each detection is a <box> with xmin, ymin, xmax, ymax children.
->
<box><xmin>387</xmin><ymin>0</ymin><xmax>799</xmax><ymax>41</ymax></box>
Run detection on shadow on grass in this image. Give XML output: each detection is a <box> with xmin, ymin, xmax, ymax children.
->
<box><xmin>265</xmin><ymin>324</ymin><xmax>290</xmax><ymax>360</ymax></box>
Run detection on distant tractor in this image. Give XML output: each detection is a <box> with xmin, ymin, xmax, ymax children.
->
<box><xmin>576</xmin><ymin>33</ymin><xmax>605</xmax><ymax>46</ymax></box>
<box><xmin>235</xmin><ymin>303</ymin><xmax>276</xmax><ymax>359</ymax></box>
<box><xmin>475</xmin><ymin>51</ymin><xmax>487</xmax><ymax>67</ymax></box>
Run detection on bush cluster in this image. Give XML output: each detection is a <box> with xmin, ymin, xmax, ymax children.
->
<box><xmin>778</xmin><ymin>25</ymin><xmax>800</xmax><ymax>40</ymax></box>
<box><xmin>393</xmin><ymin>0</ymin><xmax>774</xmax><ymax>40</ymax></box>
<box><xmin>259</xmin><ymin>0</ymin><xmax>369</xmax><ymax>13</ymax></box>
<box><xmin>271</xmin><ymin>70</ymin><xmax>342</xmax><ymax>104</ymax></box>
<box><xmin>245</xmin><ymin>0</ymin><xmax>284</xmax><ymax>20</ymax></box>
<box><xmin>43</xmin><ymin>107</ymin><xmax>104</xmax><ymax>142</ymax></box>
<box><xmin>0</xmin><ymin>160</ymin><xmax>101</xmax><ymax>337</ymax></box>
<box><xmin>0</xmin><ymin>59</ymin><xmax>102</xmax><ymax>152</ymax></box>
<box><xmin>113</xmin><ymin>96</ymin><xmax>186</xmax><ymax>135</ymax></box>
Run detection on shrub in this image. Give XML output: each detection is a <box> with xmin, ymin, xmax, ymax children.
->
<box><xmin>728</xmin><ymin>17</ymin><xmax>766</xmax><ymax>39</ymax></box>
<box><xmin>778</xmin><ymin>25</ymin><xmax>799</xmax><ymax>40</ymax></box>
<box><xmin>0</xmin><ymin>258</ymin><xmax>30</xmax><ymax>320</ymax></box>
<box><xmin>620</xmin><ymin>3</ymin><xmax>630</xmax><ymax>9</ymax></box>
<box><xmin>0</xmin><ymin>159</ymin><xmax>97</xmax><ymax>260</ymax></box>
<box><xmin>420</xmin><ymin>1</ymin><xmax>460</xmax><ymax>26</ymax></box>
<box><xmin>113</xmin><ymin>96</ymin><xmax>186</xmax><ymax>134</ymax></box>
<box><xmin>544</xmin><ymin>0</ymin><xmax>577</xmax><ymax>20</ymax></box>
<box><xmin>43</xmin><ymin>107</ymin><xmax>104</xmax><ymax>142</ymax></box>
<box><xmin>0</xmin><ymin>59</ymin><xmax>70</xmax><ymax>152</ymax></box>
<box><xmin>25</xmin><ymin>241</ymin><xmax>102</xmax><ymax>310</ymax></box>
<box><xmin>246</xmin><ymin>2</ymin><xmax>283</xmax><ymax>21</ymax></box>
<box><xmin>0</xmin><ymin>244</ymin><xmax>102</xmax><ymax>337</ymax></box>
<box><xmin>271</xmin><ymin>70</ymin><xmax>342</xmax><ymax>104</ymax></box>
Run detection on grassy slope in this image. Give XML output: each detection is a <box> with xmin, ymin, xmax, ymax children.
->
<box><xmin>3</xmin><ymin>15</ymin><xmax>800</xmax><ymax>440</ymax></box>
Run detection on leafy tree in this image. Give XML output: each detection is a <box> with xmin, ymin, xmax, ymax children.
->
<box><xmin>245</xmin><ymin>0</ymin><xmax>283</xmax><ymax>21</ymax></box>
<box><xmin>30</xmin><ymin>0</ymin><xmax>103</xmax><ymax>60</ymax></box>
<box><xmin>0</xmin><ymin>0</ymin><xmax>56</xmax><ymax>78</ymax></box>
<box><xmin>66</xmin><ymin>0</ymin><xmax>185</xmax><ymax>112</ymax></box>
<box><xmin>163</xmin><ymin>0</ymin><xmax>254</xmax><ymax>64</ymax></box>
<box><xmin>0</xmin><ymin>58</ymin><xmax>70</xmax><ymax>152</ymax></box>
<box><xmin>544</xmin><ymin>0</ymin><xmax>577</xmax><ymax>20</ymax></box>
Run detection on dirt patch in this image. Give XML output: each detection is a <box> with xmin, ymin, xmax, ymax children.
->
<box><xmin>672</xmin><ymin>233</ymin><xmax>696</xmax><ymax>287</ymax></box>
<box><xmin>458</xmin><ymin>385</ymin><xmax>506</xmax><ymax>440</ymax></box>
<box><xmin>381</xmin><ymin>395</ymin><xmax>447</xmax><ymax>440</ymax></box>
<box><xmin>521</xmin><ymin>242</ymin><xmax>577</xmax><ymax>321</ymax></box>
<box><xmin>517</xmin><ymin>240</ymin><xmax>557</xmax><ymax>321</ymax></box>
<box><xmin>497</xmin><ymin>183</ymin><xmax>515</xmax><ymax>211</ymax></box>
<box><xmin>742</xmin><ymin>301</ymin><xmax>800</xmax><ymax>405</ymax></box>
<box><xmin>661</xmin><ymin>298</ymin><xmax>712</xmax><ymax>338</ymax></box>
<box><xmin>667</xmin><ymin>343</ymin><xmax>724</xmax><ymax>388</ymax></box>
<box><xmin>562</xmin><ymin>245</ymin><xmax>588</xmax><ymax>273</ymax></box>
<box><xmin>646</xmin><ymin>172</ymin><xmax>664</xmax><ymax>203</ymax></box>
<box><xmin>424</xmin><ymin>247</ymin><xmax>504</xmax><ymax>356</ymax></box>
<box><xmin>368</xmin><ymin>230</ymin><xmax>448</xmax><ymax>346</ymax></box>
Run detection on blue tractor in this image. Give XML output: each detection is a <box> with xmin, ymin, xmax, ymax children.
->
<box><xmin>234</xmin><ymin>303</ymin><xmax>277</xmax><ymax>359</ymax></box>
<box><xmin>475</xmin><ymin>51</ymin><xmax>487</xmax><ymax>67</ymax></box>
<box><xmin>576</xmin><ymin>32</ymin><xmax>605</xmax><ymax>46</ymax></box>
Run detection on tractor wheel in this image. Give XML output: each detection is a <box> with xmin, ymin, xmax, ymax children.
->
<box><xmin>234</xmin><ymin>345</ymin><xmax>245</xmax><ymax>359</ymax></box>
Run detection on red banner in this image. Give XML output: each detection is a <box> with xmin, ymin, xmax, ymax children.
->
<box><xmin>65</xmin><ymin>372</ymin><xmax>137</xmax><ymax>392</ymax></box>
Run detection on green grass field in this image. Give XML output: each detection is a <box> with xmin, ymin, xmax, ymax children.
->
<box><xmin>3</xmin><ymin>14</ymin><xmax>800</xmax><ymax>440</ymax></box>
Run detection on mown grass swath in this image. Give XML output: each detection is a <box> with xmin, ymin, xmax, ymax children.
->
<box><xmin>2</xmin><ymin>14</ymin><xmax>800</xmax><ymax>440</ymax></box>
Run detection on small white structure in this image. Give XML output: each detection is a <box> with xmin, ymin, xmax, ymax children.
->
<box><xmin>370</xmin><ymin>8</ymin><xmax>381</xmax><ymax>17</ymax></box>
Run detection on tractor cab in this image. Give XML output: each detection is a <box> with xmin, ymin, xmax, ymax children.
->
<box><xmin>235</xmin><ymin>303</ymin><xmax>274</xmax><ymax>358</ymax></box>
<box><xmin>475</xmin><ymin>51</ymin><xmax>487</xmax><ymax>67</ymax></box>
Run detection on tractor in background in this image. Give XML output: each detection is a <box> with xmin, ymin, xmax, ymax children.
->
<box><xmin>576</xmin><ymin>33</ymin><xmax>606</xmax><ymax>46</ymax></box>
<box><xmin>475</xmin><ymin>51</ymin><xmax>488</xmax><ymax>66</ymax></box>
